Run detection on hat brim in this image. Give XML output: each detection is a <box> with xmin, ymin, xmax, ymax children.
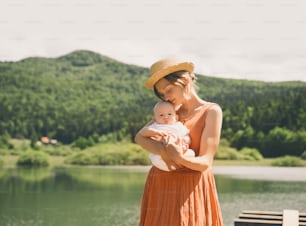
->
<box><xmin>145</xmin><ymin>62</ymin><xmax>194</xmax><ymax>89</ymax></box>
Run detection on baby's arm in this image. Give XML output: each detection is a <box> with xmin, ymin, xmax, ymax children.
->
<box><xmin>179</xmin><ymin>135</ymin><xmax>195</xmax><ymax>157</ymax></box>
<box><xmin>182</xmin><ymin>135</ymin><xmax>191</xmax><ymax>145</ymax></box>
<box><xmin>174</xmin><ymin>133</ymin><xmax>190</xmax><ymax>150</ymax></box>
<box><xmin>176</xmin><ymin>134</ymin><xmax>194</xmax><ymax>156</ymax></box>
<box><xmin>140</xmin><ymin>127</ymin><xmax>168</xmax><ymax>139</ymax></box>
<box><xmin>162</xmin><ymin>134</ymin><xmax>195</xmax><ymax>160</ymax></box>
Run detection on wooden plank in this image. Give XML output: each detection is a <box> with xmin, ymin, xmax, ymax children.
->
<box><xmin>234</xmin><ymin>218</ymin><xmax>281</xmax><ymax>226</ymax></box>
<box><xmin>282</xmin><ymin>209</ymin><xmax>299</xmax><ymax>226</ymax></box>
<box><xmin>300</xmin><ymin>216</ymin><xmax>306</xmax><ymax>222</ymax></box>
<box><xmin>300</xmin><ymin>215</ymin><xmax>306</xmax><ymax>225</ymax></box>
<box><xmin>234</xmin><ymin>210</ymin><xmax>306</xmax><ymax>226</ymax></box>
<box><xmin>239</xmin><ymin>213</ymin><xmax>282</xmax><ymax>221</ymax></box>
<box><xmin>242</xmin><ymin>210</ymin><xmax>282</xmax><ymax>216</ymax></box>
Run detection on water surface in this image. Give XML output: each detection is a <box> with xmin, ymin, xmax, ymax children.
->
<box><xmin>0</xmin><ymin>166</ymin><xmax>305</xmax><ymax>226</ymax></box>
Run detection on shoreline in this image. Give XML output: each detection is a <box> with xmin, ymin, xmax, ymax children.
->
<box><xmin>212</xmin><ymin>166</ymin><xmax>306</xmax><ymax>181</ymax></box>
<box><xmin>90</xmin><ymin>165</ymin><xmax>306</xmax><ymax>182</ymax></box>
<box><xmin>2</xmin><ymin>156</ymin><xmax>306</xmax><ymax>181</ymax></box>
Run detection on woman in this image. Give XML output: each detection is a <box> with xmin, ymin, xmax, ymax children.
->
<box><xmin>135</xmin><ymin>57</ymin><xmax>223</xmax><ymax>226</ymax></box>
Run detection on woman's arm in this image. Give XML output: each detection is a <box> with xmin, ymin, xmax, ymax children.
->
<box><xmin>135</xmin><ymin>130</ymin><xmax>165</xmax><ymax>155</ymax></box>
<box><xmin>139</xmin><ymin>127</ymin><xmax>169</xmax><ymax>139</ymax></box>
<box><xmin>164</xmin><ymin>104</ymin><xmax>223</xmax><ymax>171</ymax></box>
<box><xmin>135</xmin><ymin>127</ymin><xmax>180</xmax><ymax>169</ymax></box>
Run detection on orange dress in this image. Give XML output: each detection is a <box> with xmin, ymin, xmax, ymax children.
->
<box><xmin>139</xmin><ymin>102</ymin><xmax>223</xmax><ymax>226</ymax></box>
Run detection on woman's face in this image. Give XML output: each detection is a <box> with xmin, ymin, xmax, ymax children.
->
<box><xmin>155</xmin><ymin>78</ymin><xmax>185</xmax><ymax>111</ymax></box>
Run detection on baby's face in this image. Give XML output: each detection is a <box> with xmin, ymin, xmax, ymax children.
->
<box><xmin>154</xmin><ymin>102</ymin><xmax>177</xmax><ymax>124</ymax></box>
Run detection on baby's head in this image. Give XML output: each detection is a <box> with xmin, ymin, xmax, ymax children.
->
<box><xmin>153</xmin><ymin>101</ymin><xmax>177</xmax><ymax>124</ymax></box>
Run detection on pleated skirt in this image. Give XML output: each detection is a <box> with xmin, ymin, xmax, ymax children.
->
<box><xmin>139</xmin><ymin>166</ymin><xmax>223</xmax><ymax>226</ymax></box>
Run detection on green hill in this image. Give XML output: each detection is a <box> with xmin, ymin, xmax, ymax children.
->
<box><xmin>0</xmin><ymin>50</ymin><xmax>305</xmax><ymax>157</ymax></box>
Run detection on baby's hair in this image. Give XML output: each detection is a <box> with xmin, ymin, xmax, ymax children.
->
<box><xmin>153</xmin><ymin>101</ymin><xmax>174</xmax><ymax>114</ymax></box>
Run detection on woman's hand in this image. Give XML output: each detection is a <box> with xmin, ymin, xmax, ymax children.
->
<box><xmin>162</xmin><ymin>135</ymin><xmax>184</xmax><ymax>167</ymax></box>
<box><xmin>159</xmin><ymin>149</ymin><xmax>181</xmax><ymax>171</ymax></box>
<box><xmin>162</xmin><ymin>135</ymin><xmax>213</xmax><ymax>171</ymax></box>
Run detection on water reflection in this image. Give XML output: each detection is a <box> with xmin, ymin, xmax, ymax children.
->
<box><xmin>0</xmin><ymin>167</ymin><xmax>305</xmax><ymax>226</ymax></box>
<box><xmin>216</xmin><ymin>175</ymin><xmax>306</xmax><ymax>226</ymax></box>
<box><xmin>216</xmin><ymin>175</ymin><xmax>306</xmax><ymax>193</ymax></box>
<box><xmin>0</xmin><ymin>167</ymin><xmax>146</xmax><ymax>226</ymax></box>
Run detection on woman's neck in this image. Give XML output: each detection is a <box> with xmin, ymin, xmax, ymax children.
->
<box><xmin>178</xmin><ymin>93</ymin><xmax>206</xmax><ymax>119</ymax></box>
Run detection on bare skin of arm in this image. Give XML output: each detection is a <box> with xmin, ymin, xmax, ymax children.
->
<box><xmin>139</xmin><ymin>127</ymin><xmax>168</xmax><ymax>139</ymax></box>
<box><xmin>135</xmin><ymin>126</ymin><xmax>179</xmax><ymax>169</ymax></box>
<box><xmin>163</xmin><ymin>105</ymin><xmax>223</xmax><ymax>172</ymax></box>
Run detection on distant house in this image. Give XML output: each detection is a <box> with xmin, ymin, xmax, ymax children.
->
<box><xmin>40</xmin><ymin>137</ymin><xmax>58</xmax><ymax>145</ymax></box>
<box><xmin>50</xmin><ymin>139</ymin><xmax>58</xmax><ymax>145</ymax></box>
<box><xmin>41</xmin><ymin>137</ymin><xmax>49</xmax><ymax>144</ymax></box>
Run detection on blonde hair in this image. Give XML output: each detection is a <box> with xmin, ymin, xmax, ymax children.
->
<box><xmin>153</xmin><ymin>70</ymin><xmax>199</xmax><ymax>100</ymax></box>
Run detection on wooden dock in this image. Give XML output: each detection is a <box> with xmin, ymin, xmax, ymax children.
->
<box><xmin>234</xmin><ymin>209</ymin><xmax>306</xmax><ymax>226</ymax></box>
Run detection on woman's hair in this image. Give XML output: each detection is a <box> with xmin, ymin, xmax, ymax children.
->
<box><xmin>153</xmin><ymin>70</ymin><xmax>197</xmax><ymax>100</ymax></box>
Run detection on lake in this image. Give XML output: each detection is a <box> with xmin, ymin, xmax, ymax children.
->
<box><xmin>0</xmin><ymin>166</ymin><xmax>305</xmax><ymax>226</ymax></box>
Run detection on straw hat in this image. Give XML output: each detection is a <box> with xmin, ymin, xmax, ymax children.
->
<box><xmin>145</xmin><ymin>57</ymin><xmax>194</xmax><ymax>89</ymax></box>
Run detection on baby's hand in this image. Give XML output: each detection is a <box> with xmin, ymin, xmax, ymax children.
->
<box><xmin>158</xmin><ymin>131</ymin><xmax>169</xmax><ymax>137</ymax></box>
<box><xmin>170</xmin><ymin>135</ymin><xmax>185</xmax><ymax>154</ymax></box>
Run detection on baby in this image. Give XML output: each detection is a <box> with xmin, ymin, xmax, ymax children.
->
<box><xmin>140</xmin><ymin>101</ymin><xmax>195</xmax><ymax>171</ymax></box>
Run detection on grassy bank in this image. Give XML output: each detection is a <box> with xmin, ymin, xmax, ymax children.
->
<box><xmin>1</xmin><ymin>155</ymin><xmax>300</xmax><ymax>169</ymax></box>
<box><xmin>0</xmin><ymin>139</ymin><xmax>305</xmax><ymax>168</ymax></box>
<box><xmin>0</xmin><ymin>155</ymin><xmax>66</xmax><ymax>168</ymax></box>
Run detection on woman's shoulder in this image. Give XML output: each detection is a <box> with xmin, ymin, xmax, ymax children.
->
<box><xmin>199</xmin><ymin>102</ymin><xmax>222</xmax><ymax>120</ymax></box>
<box><xmin>206</xmin><ymin>102</ymin><xmax>222</xmax><ymax>111</ymax></box>
<box><xmin>202</xmin><ymin>102</ymin><xmax>222</xmax><ymax>112</ymax></box>
<box><xmin>204</xmin><ymin>102</ymin><xmax>223</xmax><ymax>121</ymax></box>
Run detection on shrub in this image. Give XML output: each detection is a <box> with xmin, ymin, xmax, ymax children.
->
<box><xmin>65</xmin><ymin>142</ymin><xmax>150</xmax><ymax>166</ymax></box>
<box><xmin>0</xmin><ymin>134</ymin><xmax>11</xmax><ymax>149</ymax></box>
<box><xmin>10</xmin><ymin>139</ymin><xmax>31</xmax><ymax>153</ymax></box>
<box><xmin>0</xmin><ymin>149</ymin><xmax>8</xmax><ymax>155</ymax></box>
<box><xmin>301</xmin><ymin>151</ymin><xmax>306</xmax><ymax>160</ymax></box>
<box><xmin>263</xmin><ymin>127</ymin><xmax>306</xmax><ymax>157</ymax></box>
<box><xmin>215</xmin><ymin>146</ymin><xmax>241</xmax><ymax>160</ymax></box>
<box><xmin>0</xmin><ymin>156</ymin><xmax>3</xmax><ymax>167</ymax></box>
<box><xmin>240</xmin><ymin>147</ymin><xmax>264</xmax><ymax>161</ymax></box>
<box><xmin>94</xmin><ymin>150</ymin><xmax>128</xmax><ymax>165</ymax></box>
<box><xmin>271</xmin><ymin>155</ymin><xmax>305</xmax><ymax>167</ymax></box>
<box><xmin>73</xmin><ymin>136</ymin><xmax>95</xmax><ymax>150</ymax></box>
<box><xmin>44</xmin><ymin>145</ymin><xmax>72</xmax><ymax>156</ymax></box>
<box><xmin>17</xmin><ymin>151</ymin><xmax>50</xmax><ymax>167</ymax></box>
<box><xmin>127</xmin><ymin>148</ymin><xmax>151</xmax><ymax>165</ymax></box>
<box><xmin>65</xmin><ymin>152</ymin><xmax>97</xmax><ymax>165</ymax></box>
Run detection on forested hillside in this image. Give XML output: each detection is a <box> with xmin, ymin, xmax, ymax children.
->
<box><xmin>0</xmin><ymin>50</ymin><xmax>305</xmax><ymax>157</ymax></box>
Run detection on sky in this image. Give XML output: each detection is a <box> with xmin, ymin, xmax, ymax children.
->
<box><xmin>1</xmin><ymin>0</ymin><xmax>306</xmax><ymax>82</ymax></box>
